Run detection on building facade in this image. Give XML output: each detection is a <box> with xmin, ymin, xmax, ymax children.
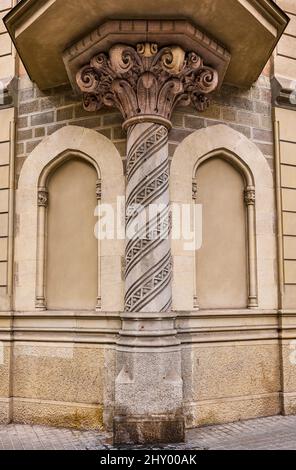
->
<box><xmin>0</xmin><ymin>0</ymin><xmax>295</xmax><ymax>444</ymax></box>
